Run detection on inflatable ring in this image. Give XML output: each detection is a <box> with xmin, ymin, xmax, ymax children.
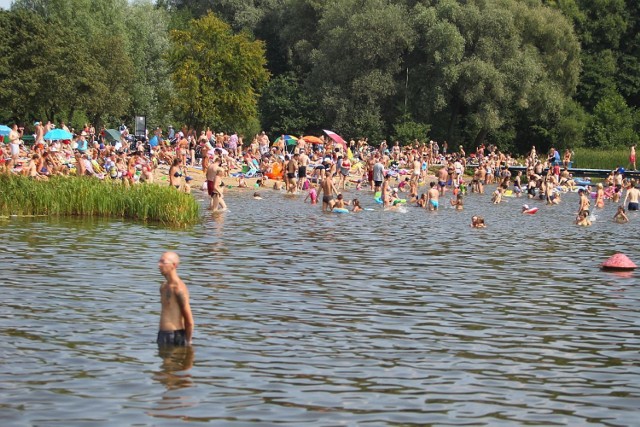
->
<box><xmin>332</xmin><ymin>208</ymin><xmax>349</xmax><ymax>214</ymax></box>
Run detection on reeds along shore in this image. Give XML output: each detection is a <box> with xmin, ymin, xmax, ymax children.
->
<box><xmin>572</xmin><ymin>148</ymin><xmax>629</xmax><ymax>170</ymax></box>
<box><xmin>0</xmin><ymin>175</ymin><xmax>200</xmax><ymax>227</ymax></box>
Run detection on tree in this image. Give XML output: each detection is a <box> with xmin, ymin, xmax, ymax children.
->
<box><xmin>407</xmin><ymin>0</ymin><xmax>581</xmax><ymax>150</ymax></box>
<box><xmin>586</xmin><ymin>91</ymin><xmax>638</xmax><ymax>148</ymax></box>
<box><xmin>6</xmin><ymin>0</ymin><xmax>134</xmax><ymax>129</ymax></box>
<box><xmin>123</xmin><ymin>1</ymin><xmax>174</xmax><ymax>128</ymax></box>
<box><xmin>306</xmin><ymin>0</ymin><xmax>415</xmax><ymax>139</ymax></box>
<box><xmin>167</xmin><ymin>12</ymin><xmax>270</xmax><ymax>132</ymax></box>
<box><xmin>258</xmin><ymin>73</ymin><xmax>317</xmax><ymax>135</ymax></box>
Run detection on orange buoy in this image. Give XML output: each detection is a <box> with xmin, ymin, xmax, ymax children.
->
<box><xmin>601</xmin><ymin>253</ymin><xmax>637</xmax><ymax>271</ymax></box>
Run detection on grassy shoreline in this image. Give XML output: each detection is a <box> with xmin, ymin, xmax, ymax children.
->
<box><xmin>0</xmin><ymin>175</ymin><xmax>200</xmax><ymax>227</ymax></box>
<box><xmin>571</xmin><ymin>148</ymin><xmax>629</xmax><ymax>170</ymax></box>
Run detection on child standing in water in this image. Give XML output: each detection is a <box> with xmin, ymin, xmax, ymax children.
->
<box><xmin>304</xmin><ymin>183</ymin><xmax>318</xmax><ymax>204</ymax></box>
<box><xmin>613</xmin><ymin>205</ymin><xmax>629</xmax><ymax>223</ymax></box>
<box><xmin>450</xmin><ymin>193</ymin><xmax>464</xmax><ymax>210</ymax></box>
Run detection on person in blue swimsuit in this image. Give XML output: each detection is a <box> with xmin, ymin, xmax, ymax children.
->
<box><xmin>427</xmin><ymin>181</ymin><xmax>439</xmax><ymax>211</ymax></box>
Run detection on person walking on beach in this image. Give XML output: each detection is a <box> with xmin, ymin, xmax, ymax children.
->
<box><xmin>630</xmin><ymin>145</ymin><xmax>636</xmax><ymax>171</ymax></box>
<box><xmin>157</xmin><ymin>251</ymin><xmax>194</xmax><ymax>347</ymax></box>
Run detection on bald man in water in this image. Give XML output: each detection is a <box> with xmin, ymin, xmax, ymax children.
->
<box><xmin>157</xmin><ymin>251</ymin><xmax>194</xmax><ymax>347</ymax></box>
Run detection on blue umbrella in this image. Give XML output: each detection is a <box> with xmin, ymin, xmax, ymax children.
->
<box><xmin>44</xmin><ymin>128</ymin><xmax>73</xmax><ymax>140</ymax></box>
<box><xmin>0</xmin><ymin>125</ymin><xmax>11</xmax><ymax>137</ymax></box>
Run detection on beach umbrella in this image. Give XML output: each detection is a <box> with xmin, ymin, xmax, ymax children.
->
<box><xmin>302</xmin><ymin>135</ymin><xmax>323</xmax><ymax>145</ymax></box>
<box><xmin>273</xmin><ymin>135</ymin><xmax>298</xmax><ymax>146</ymax></box>
<box><xmin>44</xmin><ymin>128</ymin><xmax>74</xmax><ymax>140</ymax></box>
<box><xmin>0</xmin><ymin>125</ymin><xmax>11</xmax><ymax>137</ymax></box>
<box><xmin>323</xmin><ymin>129</ymin><xmax>347</xmax><ymax>149</ymax></box>
<box><xmin>104</xmin><ymin>129</ymin><xmax>122</xmax><ymax>142</ymax></box>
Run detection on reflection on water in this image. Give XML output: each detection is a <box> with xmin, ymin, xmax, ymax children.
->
<box><xmin>150</xmin><ymin>346</ymin><xmax>196</xmax><ymax>419</ymax></box>
<box><xmin>1</xmin><ymin>188</ymin><xmax>639</xmax><ymax>426</ymax></box>
<box><xmin>155</xmin><ymin>346</ymin><xmax>195</xmax><ymax>391</ymax></box>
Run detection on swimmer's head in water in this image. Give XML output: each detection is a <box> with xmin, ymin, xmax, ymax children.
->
<box><xmin>337</xmin><ymin>194</ymin><xmax>343</xmax><ymax>200</ymax></box>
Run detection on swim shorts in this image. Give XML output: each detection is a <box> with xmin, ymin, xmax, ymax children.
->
<box><xmin>629</xmin><ymin>202</ymin><xmax>639</xmax><ymax>211</ymax></box>
<box><xmin>430</xmin><ymin>199</ymin><xmax>439</xmax><ymax>209</ymax></box>
<box><xmin>322</xmin><ymin>195</ymin><xmax>333</xmax><ymax>204</ymax></box>
<box><xmin>438</xmin><ymin>181</ymin><xmax>446</xmax><ymax>187</ymax></box>
<box><xmin>157</xmin><ymin>329</ymin><xmax>187</xmax><ymax>347</ymax></box>
<box><xmin>374</xmin><ymin>180</ymin><xmax>382</xmax><ymax>188</ymax></box>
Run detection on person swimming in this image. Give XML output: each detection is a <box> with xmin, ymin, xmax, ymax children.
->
<box><xmin>575</xmin><ymin>210</ymin><xmax>592</xmax><ymax>226</ymax></box>
<box><xmin>352</xmin><ymin>198</ymin><xmax>363</xmax><ymax>212</ymax></box>
<box><xmin>450</xmin><ymin>193</ymin><xmax>464</xmax><ymax>210</ymax></box>
<box><xmin>471</xmin><ymin>215</ymin><xmax>486</xmax><ymax>228</ymax></box>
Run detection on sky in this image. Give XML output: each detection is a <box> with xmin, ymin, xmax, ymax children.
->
<box><xmin>0</xmin><ymin>0</ymin><xmax>12</xmax><ymax>10</ymax></box>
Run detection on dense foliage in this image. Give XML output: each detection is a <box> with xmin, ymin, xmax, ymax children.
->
<box><xmin>0</xmin><ymin>0</ymin><xmax>638</xmax><ymax>154</ymax></box>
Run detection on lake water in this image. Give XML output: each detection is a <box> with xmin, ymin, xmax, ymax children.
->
<box><xmin>1</xmin><ymin>187</ymin><xmax>639</xmax><ymax>426</ymax></box>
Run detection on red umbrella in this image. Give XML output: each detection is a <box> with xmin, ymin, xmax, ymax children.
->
<box><xmin>323</xmin><ymin>129</ymin><xmax>347</xmax><ymax>150</ymax></box>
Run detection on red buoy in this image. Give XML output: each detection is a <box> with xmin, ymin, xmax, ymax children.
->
<box><xmin>601</xmin><ymin>253</ymin><xmax>637</xmax><ymax>271</ymax></box>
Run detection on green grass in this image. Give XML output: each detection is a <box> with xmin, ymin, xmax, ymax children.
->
<box><xmin>0</xmin><ymin>175</ymin><xmax>201</xmax><ymax>227</ymax></box>
<box><xmin>572</xmin><ymin>148</ymin><xmax>629</xmax><ymax>170</ymax></box>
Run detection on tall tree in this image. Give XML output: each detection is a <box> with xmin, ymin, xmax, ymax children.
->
<box><xmin>409</xmin><ymin>0</ymin><xmax>580</xmax><ymax>150</ymax></box>
<box><xmin>167</xmin><ymin>12</ymin><xmax>270</xmax><ymax>132</ymax></box>
<box><xmin>124</xmin><ymin>1</ymin><xmax>174</xmax><ymax>128</ymax></box>
<box><xmin>306</xmin><ymin>0</ymin><xmax>415</xmax><ymax>139</ymax></box>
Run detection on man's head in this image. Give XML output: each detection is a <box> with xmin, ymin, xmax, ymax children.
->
<box><xmin>158</xmin><ymin>251</ymin><xmax>180</xmax><ymax>275</ymax></box>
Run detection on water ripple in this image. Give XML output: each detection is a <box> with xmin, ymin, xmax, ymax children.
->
<box><xmin>1</xmin><ymin>189</ymin><xmax>639</xmax><ymax>425</ymax></box>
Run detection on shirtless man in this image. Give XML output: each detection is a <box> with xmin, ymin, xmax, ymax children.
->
<box><xmin>437</xmin><ymin>165</ymin><xmax>448</xmax><ymax>196</ymax></box>
<box><xmin>427</xmin><ymin>182</ymin><xmax>439</xmax><ymax>211</ymax></box>
<box><xmin>8</xmin><ymin>124</ymin><xmax>23</xmax><ymax>167</ymax></box>
<box><xmin>320</xmin><ymin>169</ymin><xmax>337</xmax><ymax>212</ymax></box>
<box><xmin>298</xmin><ymin>149</ymin><xmax>309</xmax><ymax>190</ymax></box>
<box><xmin>157</xmin><ymin>251</ymin><xmax>194</xmax><ymax>347</ymax></box>
<box><xmin>205</xmin><ymin>157</ymin><xmax>219</xmax><ymax>209</ymax></box>
<box><xmin>34</xmin><ymin>121</ymin><xmax>44</xmax><ymax>145</ymax></box>
<box><xmin>286</xmin><ymin>153</ymin><xmax>298</xmax><ymax>193</ymax></box>
<box><xmin>623</xmin><ymin>180</ymin><xmax>639</xmax><ymax>211</ymax></box>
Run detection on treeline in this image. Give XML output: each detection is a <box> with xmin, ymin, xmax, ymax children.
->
<box><xmin>0</xmin><ymin>0</ymin><xmax>638</xmax><ymax>155</ymax></box>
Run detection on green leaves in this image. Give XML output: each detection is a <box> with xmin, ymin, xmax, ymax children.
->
<box><xmin>168</xmin><ymin>12</ymin><xmax>269</xmax><ymax>132</ymax></box>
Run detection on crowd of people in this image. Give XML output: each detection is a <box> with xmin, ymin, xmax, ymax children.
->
<box><xmin>1</xmin><ymin>119</ymin><xmax>638</xmax><ymax>225</ymax></box>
